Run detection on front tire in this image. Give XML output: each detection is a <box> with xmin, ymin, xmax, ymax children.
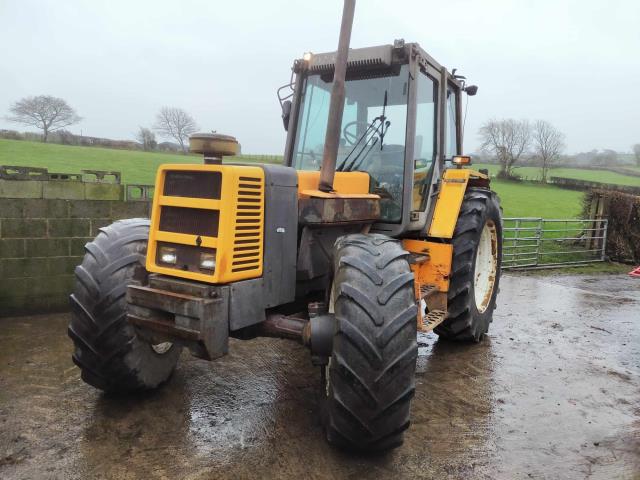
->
<box><xmin>68</xmin><ymin>218</ymin><xmax>182</xmax><ymax>393</ymax></box>
<box><xmin>435</xmin><ymin>188</ymin><xmax>502</xmax><ymax>342</ymax></box>
<box><xmin>324</xmin><ymin>234</ymin><xmax>418</xmax><ymax>451</ymax></box>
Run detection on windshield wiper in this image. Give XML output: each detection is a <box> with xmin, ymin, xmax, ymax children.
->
<box><xmin>337</xmin><ymin>91</ymin><xmax>391</xmax><ymax>172</ymax></box>
<box><xmin>379</xmin><ymin>90</ymin><xmax>388</xmax><ymax>150</ymax></box>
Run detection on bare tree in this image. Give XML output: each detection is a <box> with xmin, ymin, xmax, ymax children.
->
<box><xmin>598</xmin><ymin>149</ymin><xmax>618</xmax><ymax>167</ymax></box>
<box><xmin>532</xmin><ymin>120</ymin><xmax>565</xmax><ymax>182</ymax></box>
<box><xmin>633</xmin><ymin>144</ymin><xmax>640</xmax><ymax>167</ymax></box>
<box><xmin>136</xmin><ymin>127</ymin><xmax>157</xmax><ymax>151</ymax></box>
<box><xmin>153</xmin><ymin>107</ymin><xmax>198</xmax><ymax>153</ymax></box>
<box><xmin>479</xmin><ymin>119</ymin><xmax>531</xmax><ymax>177</ymax></box>
<box><xmin>7</xmin><ymin>95</ymin><xmax>81</xmax><ymax>142</ymax></box>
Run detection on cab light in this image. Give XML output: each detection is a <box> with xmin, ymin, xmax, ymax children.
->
<box><xmin>452</xmin><ymin>155</ymin><xmax>472</xmax><ymax>167</ymax></box>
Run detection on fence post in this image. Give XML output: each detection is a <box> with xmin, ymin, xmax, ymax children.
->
<box><xmin>587</xmin><ymin>194</ymin><xmax>602</xmax><ymax>253</ymax></box>
<box><xmin>513</xmin><ymin>218</ymin><xmax>520</xmax><ymax>267</ymax></box>
<box><xmin>600</xmin><ymin>219</ymin><xmax>608</xmax><ymax>261</ymax></box>
<box><xmin>534</xmin><ymin>218</ymin><xmax>543</xmax><ymax>267</ymax></box>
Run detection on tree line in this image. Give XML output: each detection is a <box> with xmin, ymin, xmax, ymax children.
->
<box><xmin>479</xmin><ymin>118</ymin><xmax>640</xmax><ymax>179</ymax></box>
<box><xmin>478</xmin><ymin>119</ymin><xmax>565</xmax><ymax>181</ymax></box>
<box><xmin>5</xmin><ymin>95</ymin><xmax>640</xmax><ymax>167</ymax></box>
<box><xmin>4</xmin><ymin>95</ymin><xmax>198</xmax><ymax>154</ymax></box>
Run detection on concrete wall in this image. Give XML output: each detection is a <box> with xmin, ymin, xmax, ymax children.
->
<box><xmin>0</xmin><ymin>173</ymin><xmax>151</xmax><ymax>317</ymax></box>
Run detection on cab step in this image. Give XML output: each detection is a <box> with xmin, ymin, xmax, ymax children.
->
<box><xmin>421</xmin><ymin>309</ymin><xmax>447</xmax><ymax>332</ymax></box>
<box><xmin>416</xmin><ymin>283</ymin><xmax>448</xmax><ymax>332</ymax></box>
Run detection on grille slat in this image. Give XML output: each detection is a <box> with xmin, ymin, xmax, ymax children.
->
<box><xmin>232</xmin><ymin>259</ymin><xmax>260</xmax><ymax>266</ymax></box>
<box><xmin>234</xmin><ymin>239</ymin><xmax>260</xmax><ymax>245</ymax></box>
<box><xmin>232</xmin><ymin>265</ymin><xmax>260</xmax><ymax>272</ymax></box>
<box><xmin>164</xmin><ymin>171</ymin><xmax>221</xmax><ymax>199</ymax></box>
<box><xmin>232</xmin><ymin>176</ymin><xmax>262</xmax><ymax>270</ymax></box>
<box><xmin>160</xmin><ymin>206</ymin><xmax>219</xmax><ymax>237</ymax></box>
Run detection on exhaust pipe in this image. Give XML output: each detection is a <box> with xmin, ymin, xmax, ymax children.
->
<box><xmin>318</xmin><ymin>0</ymin><xmax>356</xmax><ymax>192</ymax></box>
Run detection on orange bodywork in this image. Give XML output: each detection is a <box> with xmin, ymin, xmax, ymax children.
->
<box><xmin>403</xmin><ymin>238</ymin><xmax>453</xmax><ymax>331</ymax></box>
<box><xmin>427</xmin><ymin>168</ymin><xmax>488</xmax><ymax>238</ymax></box>
<box><xmin>402</xmin><ymin>239</ymin><xmax>453</xmax><ymax>292</ymax></box>
<box><xmin>296</xmin><ymin>171</ymin><xmax>373</xmax><ymax>198</ymax></box>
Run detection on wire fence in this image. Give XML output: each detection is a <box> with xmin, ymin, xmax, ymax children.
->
<box><xmin>502</xmin><ymin>217</ymin><xmax>608</xmax><ymax>269</ymax></box>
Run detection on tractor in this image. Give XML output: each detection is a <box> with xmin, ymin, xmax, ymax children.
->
<box><xmin>68</xmin><ymin>0</ymin><xmax>502</xmax><ymax>451</ymax></box>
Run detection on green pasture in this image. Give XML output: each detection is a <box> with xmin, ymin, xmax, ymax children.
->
<box><xmin>476</xmin><ymin>163</ymin><xmax>640</xmax><ymax>187</ymax></box>
<box><xmin>0</xmin><ymin>139</ymin><xmax>280</xmax><ymax>185</ymax></box>
<box><xmin>4</xmin><ymin>138</ymin><xmax>640</xmax><ymax>219</ymax></box>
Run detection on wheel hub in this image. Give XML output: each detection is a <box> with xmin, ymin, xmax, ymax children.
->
<box><xmin>151</xmin><ymin>342</ymin><xmax>173</xmax><ymax>355</ymax></box>
<box><xmin>474</xmin><ymin>220</ymin><xmax>498</xmax><ymax>313</ymax></box>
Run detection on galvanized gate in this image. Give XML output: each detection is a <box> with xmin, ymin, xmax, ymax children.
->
<box><xmin>502</xmin><ymin>218</ymin><xmax>608</xmax><ymax>269</ymax></box>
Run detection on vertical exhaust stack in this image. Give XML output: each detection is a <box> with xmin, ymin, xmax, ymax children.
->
<box><xmin>318</xmin><ymin>0</ymin><xmax>356</xmax><ymax>192</ymax></box>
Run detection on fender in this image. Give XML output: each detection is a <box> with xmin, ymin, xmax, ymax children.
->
<box><xmin>427</xmin><ymin>168</ymin><xmax>490</xmax><ymax>239</ymax></box>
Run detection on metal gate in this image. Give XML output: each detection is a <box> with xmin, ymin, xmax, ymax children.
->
<box><xmin>502</xmin><ymin>218</ymin><xmax>608</xmax><ymax>269</ymax></box>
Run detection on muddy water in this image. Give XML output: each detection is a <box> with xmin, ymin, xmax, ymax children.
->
<box><xmin>1</xmin><ymin>274</ymin><xmax>638</xmax><ymax>479</ymax></box>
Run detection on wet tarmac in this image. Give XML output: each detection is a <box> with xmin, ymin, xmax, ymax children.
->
<box><xmin>1</xmin><ymin>273</ymin><xmax>639</xmax><ymax>479</ymax></box>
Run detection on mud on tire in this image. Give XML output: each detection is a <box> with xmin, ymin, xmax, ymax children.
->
<box><xmin>68</xmin><ymin>218</ymin><xmax>181</xmax><ymax>393</ymax></box>
<box><xmin>435</xmin><ymin>188</ymin><xmax>502</xmax><ymax>342</ymax></box>
<box><xmin>325</xmin><ymin>234</ymin><xmax>418</xmax><ymax>451</ymax></box>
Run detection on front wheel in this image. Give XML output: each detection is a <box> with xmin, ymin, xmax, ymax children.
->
<box><xmin>435</xmin><ymin>188</ymin><xmax>502</xmax><ymax>342</ymax></box>
<box><xmin>324</xmin><ymin>234</ymin><xmax>418</xmax><ymax>451</ymax></box>
<box><xmin>68</xmin><ymin>218</ymin><xmax>182</xmax><ymax>393</ymax></box>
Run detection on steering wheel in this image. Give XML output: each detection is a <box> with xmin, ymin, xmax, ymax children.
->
<box><xmin>342</xmin><ymin>120</ymin><xmax>371</xmax><ymax>146</ymax></box>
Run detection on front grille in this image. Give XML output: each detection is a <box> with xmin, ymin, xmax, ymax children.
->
<box><xmin>156</xmin><ymin>242</ymin><xmax>216</xmax><ymax>274</ymax></box>
<box><xmin>164</xmin><ymin>171</ymin><xmax>222</xmax><ymax>199</ymax></box>
<box><xmin>232</xmin><ymin>176</ymin><xmax>263</xmax><ymax>272</ymax></box>
<box><xmin>151</xmin><ymin>166</ymin><xmax>264</xmax><ymax>282</ymax></box>
<box><xmin>159</xmin><ymin>206</ymin><xmax>219</xmax><ymax>237</ymax></box>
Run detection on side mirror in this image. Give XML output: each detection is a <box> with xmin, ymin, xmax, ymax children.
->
<box><xmin>281</xmin><ymin>100</ymin><xmax>292</xmax><ymax>131</ymax></box>
<box><xmin>464</xmin><ymin>85</ymin><xmax>478</xmax><ymax>96</ymax></box>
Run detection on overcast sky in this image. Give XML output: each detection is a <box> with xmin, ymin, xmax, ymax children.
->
<box><xmin>1</xmin><ymin>0</ymin><xmax>639</xmax><ymax>154</ymax></box>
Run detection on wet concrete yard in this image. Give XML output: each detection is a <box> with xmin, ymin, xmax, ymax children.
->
<box><xmin>1</xmin><ymin>273</ymin><xmax>639</xmax><ymax>479</ymax></box>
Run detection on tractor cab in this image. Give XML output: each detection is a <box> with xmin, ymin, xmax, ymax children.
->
<box><xmin>280</xmin><ymin>41</ymin><xmax>477</xmax><ymax>236</ymax></box>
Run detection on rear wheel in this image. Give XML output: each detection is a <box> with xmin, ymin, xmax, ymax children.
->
<box><xmin>68</xmin><ymin>218</ymin><xmax>182</xmax><ymax>393</ymax></box>
<box><xmin>435</xmin><ymin>188</ymin><xmax>502</xmax><ymax>342</ymax></box>
<box><xmin>324</xmin><ymin>234</ymin><xmax>418</xmax><ymax>451</ymax></box>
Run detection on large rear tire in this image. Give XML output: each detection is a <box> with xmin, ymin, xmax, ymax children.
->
<box><xmin>68</xmin><ymin>218</ymin><xmax>182</xmax><ymax>393</ymax></box>
<box><xmin>324</xmin><ymin>234</ymin><xmax>418</xmax><ymax>451</ymax></box>
<box><xmin>435</xmin><ymin>188</ymin><xmax>502</xmax><ymax>342</ymax></box>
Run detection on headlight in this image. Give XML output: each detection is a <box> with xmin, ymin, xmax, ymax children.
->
<box><xmin>199</xmin><ymin>252</ymin><xmax>216</xmax><ymax>271</ymax></box>
<box><xmin>159</xmin><ymin>246</ymin><xmax>177</xmax><ymax>265</ymax></box>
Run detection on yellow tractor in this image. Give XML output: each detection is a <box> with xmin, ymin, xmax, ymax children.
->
<box><xmin>68</xmin><ymin>0</ymin><xmax>501</xmax><ymax>451</ymax></box>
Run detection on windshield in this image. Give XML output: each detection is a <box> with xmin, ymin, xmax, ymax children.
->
<box><xmin>292</xmin><ymin>65</ymin><xmax>409</xmax><ymax>223</ymax></box>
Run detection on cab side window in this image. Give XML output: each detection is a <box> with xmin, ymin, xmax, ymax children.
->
<box><xmin>412</xmin><ymin>71</ymin><xmax>437</xmax><ymax>211</ymax></box>
<box><xmin>445</xmin><ymin>85</ymin><xmax>458</xmax><ymax>159</ymax></box>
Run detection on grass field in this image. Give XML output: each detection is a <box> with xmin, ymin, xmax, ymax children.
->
<box><xmin>0</xmin><ymin>139</ymin><xmax>279</xmax><ymax>185</ymax></box>
<box><xmin>489</xmin><ymin>179</ymin><xmax>583</xmax><ymax>218</ymax></box>
<box><xmin>476</xmin><ymin>163</ymin><xmax>640</xmax><ymax>187</ymax></box>
<box><xmin>2</xmin><ymin>139</ymin><xmax>637</xmax><ymax>219</ymax></box>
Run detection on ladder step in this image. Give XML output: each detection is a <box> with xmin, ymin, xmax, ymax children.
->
<box><xmin>419</xmin><ymin>284</ymin><xmax>437</xmax><ymax>300</ymax></box>
<box><xmin>421</xmin><ymin>310</ymin><xmax>446</xmax><ymax>332</ymax></box>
